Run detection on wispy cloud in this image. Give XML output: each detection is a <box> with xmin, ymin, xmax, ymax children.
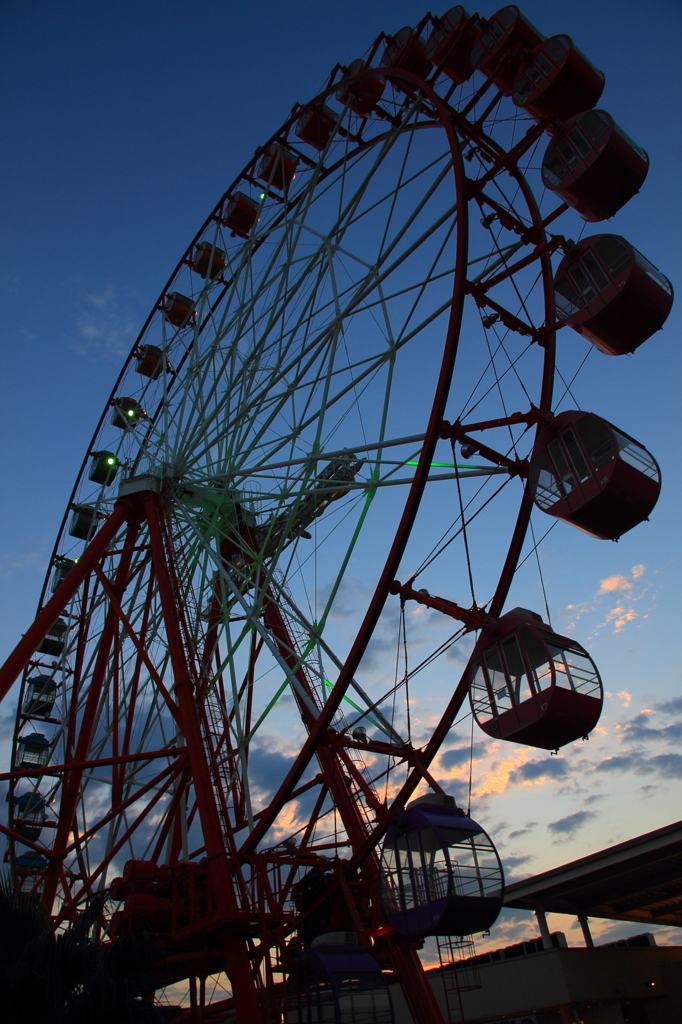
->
<box><xmin>502</xmin><ymin>853</ymin><xmax>535</xmax><ymax>880</ymax></box>
<box><xmin>596</xmin><ymin>751</ymin><xmax>682</xmax><ymax>779</ymax></box>
<box><xmin>507</xmin><ymin>822</ymin><xmax>538</xmax><ymax>839</ymax></box>
<box><xmin>438</xmin><ymin>742</ymin><xmax>488</xmax><ymax>770</ymax></box>
<box><xmin>616</xmin><ymin>696</ymin><xmax>682</xmax><ymax>746</ymax></box>
<box><xmin>547</xmin><ymin>809</ymin><xmax>596</xmax><ymax>840</ymax></box>
<box><xmin>0</xmin><ymin>708</ymin><xmax>17</xmax><ymax>741</ymax></box>
<box><xmin>507</xmin><ymin>758</ymin><xmax>569</xmax><ymax>785</ymax></box>
<box><xmin>564</xmin><ymin>564</ymin><xmax>655</xmax><ymax>637</ymax></box>
<box><xmin>598</xmin><ymin>564</ymin><xmax>644</xmax><ymax>596</ymax></box>
<box><xmin>0</xmin><ymin>549</ymin><xmax>47</xmax><ymax>580</ymax></box>
<box><xmin>73</xmin><ymin>284</ymin><xmax>144</xmax><ymax>361</ymax></box>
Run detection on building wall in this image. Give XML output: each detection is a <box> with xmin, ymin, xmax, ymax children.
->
<box><xmin>389</xmin><ymin>947</ymin><xmax>682</xmax><ymax>1024</ymax></box>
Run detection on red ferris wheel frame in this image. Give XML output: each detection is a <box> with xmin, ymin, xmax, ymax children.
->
<box><xmin>0</xmin><ymin>22</ymin><xmax>579</xmax><ymax>1023</ymax></box>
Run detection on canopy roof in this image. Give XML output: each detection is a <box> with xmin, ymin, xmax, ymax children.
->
<box><xmin>503</xmin><ymin>819</ymin><xmax>682</xmax><ymax>926</ymax></box>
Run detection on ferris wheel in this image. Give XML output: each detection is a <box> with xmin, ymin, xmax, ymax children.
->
<box><xmin>0</xmin><ymin>6</ymin><xmax>672</xmax><ymax>1023</ymax></box>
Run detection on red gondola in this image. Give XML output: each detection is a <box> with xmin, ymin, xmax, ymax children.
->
<box><xmin>554</xmin><ymin>234</ymin><xmax>673</xmax><ymax>355</ymax></box>
<box><xmin>381</xmin><ymin>26</ymin><xmax>432</xmax><ymax>86</ymax></box>
<box><xmin>379</xmin><ymin>793</ymin><xmax>503</xmax><ymax>937</ymax></box>
<box><xmin>542</xmin><ymin>110</ymin><xmax>649</xmax><ymax>221</ymax></box>
<box><xmin>256</xmin><ymin>143</ymin><xmax>298</xmax><ymax>192</ymax></box>
<box><xmin>530</xmin><ymin>410</ymin><xmax>660</xmax><ymax>540</ymax></box>
<box><xmin>336</xmin><ymin>59</ymin><xmax>385</xmax><ymax>116</ymax></box>
<box><xmin>135</xmin><ymin>343</ymin><xmax>166</xmax><ymax>379</ymax></box>
<box><xmin>296</xmin><ymin>104</ymin><xmax>337</xmax><ymax>151</ymax></box>
<box><xmin>470</xmin><ymin>5</ymin><xmax>544</xmax><ymax>95</ymax></box>
<box><xmin>425</xmin><ymin>6</ymin><xmax>479</xmax><ymax>85</ymax></box>
<box><xmin>513</xmin><ymin>35</ymin><xmax>604</xmax><ymax>122</ymax></box>
<box><xmin>162</xmin><ymin>292</ymin><xmax>195</xmax><ymax>328</ymax></box>
<box><xmin>191</xmin><ymin>241</ymin><xmax>226</xmax><ymax>280</ymax></box>
<box><xmin>220</xmin><ymin>191</ymin><xmax>259</xmax><ymax>237</ymax></box>
<box><xmin>469</xmin><ymin>608</ymin><xmax>603</xmax><ymax>749</ymax></box>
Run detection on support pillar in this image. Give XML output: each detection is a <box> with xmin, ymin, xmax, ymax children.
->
<box><xmin>535</xmin><ymin>902</ymin><xmax>553</xmax><ymax>950</ymax></box>
<box><xmin>388</xmin><ymin>939</ymin><xmax>447</xmax><ymax>1024</ymax></box>
<box><xmin>225</xmin><ymin>939</ymin><xmax>263</xmax><ymax>1024</ymax></box>
<box><xmin>144</xmin><ymin>493</ymin><xmax>264</xmax><ymax>1024</ymax></box>
<box><xmin>578</xmin><ymin>913</ymin><xmax>594</xmax><ymax>948</ymax></box>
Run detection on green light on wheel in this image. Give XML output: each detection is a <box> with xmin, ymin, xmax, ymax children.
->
<box><xmin>127</xmin><ymin>409</ymin><xmax>135</xmax><ymax>417</ymax></box>
<box><xmin>259</xmin><ymin>192</ymin><xmax>265</xmax><ymax>200</ymax></box>
<box><xmin>323</xmin><ymin>679</ymin><xmax>380</xmax><ymax>730</ymax></box>
<box><xmin>106</xmin><ymin>458</ymin><xmax>116</xmax><ymax>465</ymax></box>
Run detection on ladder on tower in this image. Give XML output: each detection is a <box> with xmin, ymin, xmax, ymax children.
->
<box><xmin>436</xmin><ymin>935</ymin><xmax>482</xmax><ymax>1023</ymax></box>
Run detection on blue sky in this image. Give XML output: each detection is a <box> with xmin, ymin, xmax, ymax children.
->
<box><xmin>1</xmin><ymin>0</ymin><xmax>681</xmax><ymax>955</ymax></box>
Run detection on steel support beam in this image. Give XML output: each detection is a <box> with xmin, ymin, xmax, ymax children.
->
<box><xmin>0</xmin><ymin>498</ymin><xmax>131</xmax><ymax>703</ymax></box>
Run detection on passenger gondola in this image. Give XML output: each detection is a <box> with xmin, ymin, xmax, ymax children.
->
<box><xmin>23</xmin><ymin>676</ymin><xmax>57</xmax><ymax>717</ymax></box>
<box><xmin>425</xmin><ymin>7</ymin><xmax>479</xmax><ymax>85</ymax></box>
<box><xmin>513</xmin><ymin>35</ymin><xmax>604</xmax><ymax>121</ymax></box>
<box><xmin>36</xmin><ymin>618</ymin><xmax>68</xmax><ymax>657</ymax></box>
<box><xmin>381</xmin><ymin>26</ymin><xmax>432</xmax><ymax>87</ymax></box>
<box><xmin>335</xmin><ymin>59</ymin><xmax>386</xmax><ymax>116</ymax></box>
<box><xmin>296</xmin><ymin>104</ymin><xmax>338</xmax><ymax>151</ymax></box>
<box><xmin>542</xmin><ymin>110</ymin><xmax>649</xmax><ymax>221</ymax></box>
<box><xmin>16</xmin><ymin>732</ymin><xmax>51</xmax><ymax>769</ymax></box>
<box><xmin>530</xmin><ymin>410</ymin><xmax>661</xmax><ymax>539</ymax></box>
<box><xmin>554</xmin><ymin>234</ymin><xmax>673</xmax><ymax>354</ymax></box>
<box><xmin>13</xmin><ymin>792</ymin><xmax>48</xmax><ymax>842</ymax></box>
<box><xmin>256</xmin><ymin>144</ymin><xmax>298</xmax><ymax>191</ymax></box>
<box><xmin>468</xmin><ymin>608</ymin><xmax>603</xmax><ymax>749</ymax></box>
<box><xmin>379</xmin><ymin>793</ymin><xmax>503</xmax><ymax>937</ymax></box>
<box><xmin>88</xmin><ymin>451</ymin><xmax>119</xmax><ymax>486</ymax></box>
<box><xmin>162</xmin><ymin>292</ymin><xmax>195</xmax><ymax>328</ymax></box>
<box><xmin>220</xmin><ymin>191</ymin><xmax>260</xmax><ymax>237</ymax></box>
<box><xmin>135</xmin><ymin>343</ymin><xmax>167</xmax><ymax>378</ymax></box>
<box><xmin>470</xmin><ymin>5</ymin><xmax>544</xmax><ymax>94</ymax></box>
<box><xmin>285</xmin><ymin>935</ymin><xmax>394</xmax><ymax>1024</ymax></box>
<box><xmin>191</xmin><ymin>241</ymin><xmax>226</xmax><ymax>280</ymax></box>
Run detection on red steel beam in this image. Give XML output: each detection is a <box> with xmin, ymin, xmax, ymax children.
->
<box><xmin>61</xmin><ymin>758</ymin><xmax>185</xmax><ymax>858</ymax></box>
<box><xmin>455</xmin><ymin>408</ymin><xmax>544</xmax><ymax>434</ymax></box>
<box><xmin>0</xmin><ymin>746</ymin><xmax>185</xmax><ymax>782</ymax></box>
<box><xmin>53</xmin><ymin>759</ymin><xmax>183</xmax><ymax>926</ymax></box>
<box><xmin>42</xmin><ymin>513</ymin><xmax>143</xmax><ymax>910</ymax></box>
<box><xmin>91</xmin><ymin>561</ymin><xmax>180</xmax><ymax>720</ymax></box>
<box><xmin>144</xmin><ymin>492</ymin><xmax>237</xmax><ymax>912</ymax></box>
<box><xmin>0</xmin><ymin>498</ymin><xmax>131</xmax><ymax>703</ymax></box>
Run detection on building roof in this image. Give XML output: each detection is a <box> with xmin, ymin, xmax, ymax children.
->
<box><xmin>503</xmin><ymin>819</ymin><xmax>682</xmax><ymax>926</ymax></box>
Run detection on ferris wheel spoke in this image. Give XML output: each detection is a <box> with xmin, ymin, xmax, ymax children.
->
<box><xmin>164</xmin><ymin>178</ymin><xmax>456</xmax><ymax>477</ymax></box>
<box><xmin>175</xmin><ymin>507</ymin><xmax>322</xmax><ymax>727</ymax></box>
<box><xmin>266</xmin><ymin>573</ymin><xmax>404</xmax><ymax>745</ymax></box>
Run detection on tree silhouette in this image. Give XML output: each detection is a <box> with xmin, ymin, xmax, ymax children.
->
<box><xmin>0</xmin><ymin>874</ymin><xmax>172</xmax><ymax>1023</ymax></box>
